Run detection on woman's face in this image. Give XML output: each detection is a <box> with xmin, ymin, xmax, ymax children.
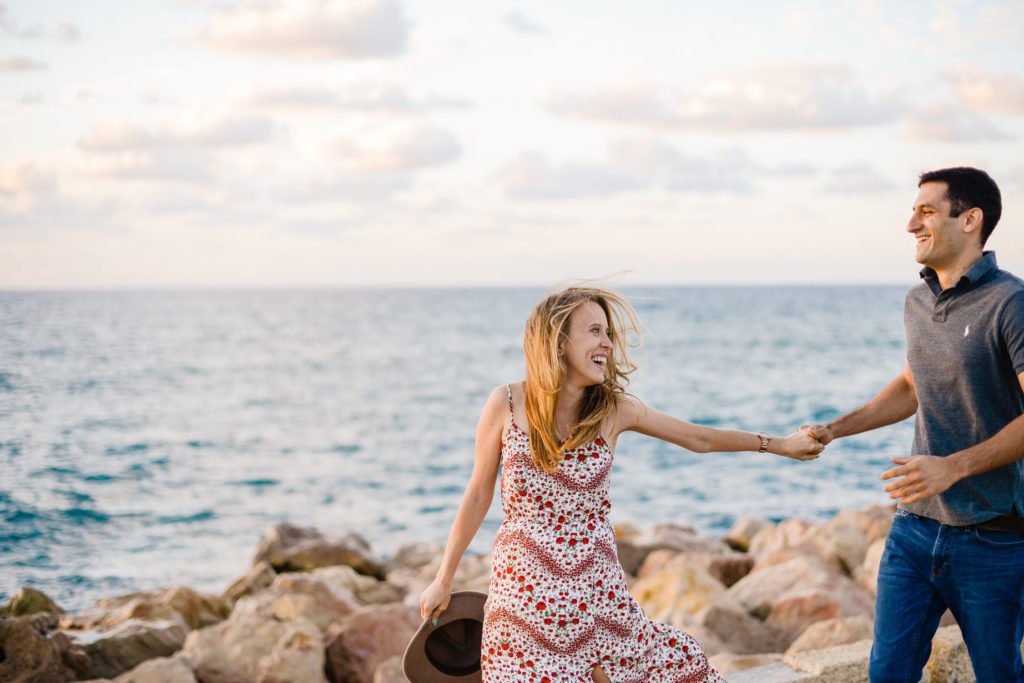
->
<box><xmin>560</xmin><ymin>300</ymin><xmax>612</xmax><ymax>387</ymax></box>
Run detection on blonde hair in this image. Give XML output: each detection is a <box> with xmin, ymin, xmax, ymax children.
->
<box><xmin>522</xmin><ymin>286</ymin><xmax>641</xmax><ymax>472</ymax></box>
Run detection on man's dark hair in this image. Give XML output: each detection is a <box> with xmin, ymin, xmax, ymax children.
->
<box><xmin>918</xmin><ymin>167</ymin><xmax>1002</xmax><ymax>246</ymax></box>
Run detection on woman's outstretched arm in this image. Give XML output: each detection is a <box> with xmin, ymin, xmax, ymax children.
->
<box><xmin>419</xmin><ymin>385</ymin><xmax>506</xmax><ymax>623</ymax></box>
<box><xmin>612</xmin><ymin>394</ymin><xmax>822</xmax><ymax>460</ymax></box>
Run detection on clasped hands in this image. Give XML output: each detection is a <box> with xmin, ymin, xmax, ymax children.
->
<box><xmin>799</xmin><ymin>424</ymin><xmax>956</xmax><ymax>505</ymax></box>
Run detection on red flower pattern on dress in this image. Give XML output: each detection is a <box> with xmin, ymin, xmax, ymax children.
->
<box><xmin>481</xmin><ymin>386</ymin><xmax>724</xmax><ymax>682</ymax></box>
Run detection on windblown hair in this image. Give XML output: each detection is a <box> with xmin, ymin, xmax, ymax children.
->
<box><xmin>522</xmin><ymin>286</ymin><xmax>641</xmax><ymax>472</ymax></box>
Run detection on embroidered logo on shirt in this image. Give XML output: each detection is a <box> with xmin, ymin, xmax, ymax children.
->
<box><xmin>964</xmin><ymin>324</ymin><xmax>971</xmax><ymax>337</ymax></box>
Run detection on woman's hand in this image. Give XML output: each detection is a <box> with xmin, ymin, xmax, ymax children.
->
<box><xmin>776</xmin><ymin>428</ymin><xmax>825</xmax><ymax>460</ymax></box>
<box><xmin>419</xmin><ymin>578</ymin><xmax>453</xmax><ymax>625</ymax></box>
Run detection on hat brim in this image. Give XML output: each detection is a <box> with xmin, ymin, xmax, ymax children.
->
<box><xmin>403</xmin><ymin>590</ymin><xmax>487</xmax><ymax>683</ymax></box>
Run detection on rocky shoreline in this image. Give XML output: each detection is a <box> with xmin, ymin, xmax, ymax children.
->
<box><xmin>0</xmin><ymin>505</ymin><xmax>992</xmax><ymax>682</ymax></box>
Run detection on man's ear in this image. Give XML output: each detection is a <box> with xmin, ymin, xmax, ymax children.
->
<box><xmin>962</xmin><ymin>206</ymin><xmax>984</xmax><ymax>236</ymax></box>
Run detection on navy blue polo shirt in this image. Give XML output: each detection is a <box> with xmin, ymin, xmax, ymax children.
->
<box><xmin>903</xmin><ymin>251</ymin><xmax>1024</xmax><ymax>525</ymax></box>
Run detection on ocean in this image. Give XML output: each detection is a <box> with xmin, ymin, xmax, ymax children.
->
<box><xmin>0</xmin><ymin>286</ymin><xmax>913</xmax><ymax>610</ymax></box>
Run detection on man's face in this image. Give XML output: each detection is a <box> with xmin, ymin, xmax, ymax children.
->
<box><xmin>906</xmin><ymin>181</ymin><xmax>970</xmax><ymax>269</ymax></box>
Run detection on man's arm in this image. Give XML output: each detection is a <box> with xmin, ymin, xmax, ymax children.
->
<box><xmin>881</xmin><ymin>372</ymin><xmax>1024</xmax><ymax>505</ymax></box>
<box><xmin>808</xmin><ymin>363</ymin><xmax>918</xmax><ymax>444</ymax></box>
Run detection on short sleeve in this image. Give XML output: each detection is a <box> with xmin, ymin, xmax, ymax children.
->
<box><xmin>999</xmin><ymin>289</ymin><xmax>1024</xmax><ymax>375</ymax></box>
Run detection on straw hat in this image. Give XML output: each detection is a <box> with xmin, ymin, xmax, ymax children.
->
<box><xmin>403</xmin><ymin>591</ymin><xmax>487</xmax><ymax>683</ymax></box>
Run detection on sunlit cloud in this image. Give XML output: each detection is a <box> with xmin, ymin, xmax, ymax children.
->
<box><xmin>195</xmin><ymin>0</ymin><xmax>408</xmax><ymax>61</ymax></box>
<box><xmin>497</xmin><ymin>140</ymin><xmax>754</xmax><ymax>200</ymax></box>
<box><xmin>942</xmin><ymin>66</ymin><xmax>1024</xmax><ymax>115</ymax></box>
<box><xmin>243</xmin><ymin>84</ymin><xmax>470</xmax><ymax>114</ymax></box>
<box><xmin>0</xmin><ymin>55</ymin><xmax>47</xmax><ymax>72</ymax></box>
<box><xmin>906</xmin><ymin>102</ymin><xmax>1011</xmax><ymax>142</ymax></box>
<box><xmin>78</xmin><ymin>116</ymin><xmax>277</xmax><ymax>152</ymax></box>
<box><xmin>331</xmin><ymin>127</ymin><xmax>461</xmax><ymax>172</ymax></box>
<box><xmin>548</xmin><ymin>66</ymin><xmax>902</xmax><ymax>132</ymax></box>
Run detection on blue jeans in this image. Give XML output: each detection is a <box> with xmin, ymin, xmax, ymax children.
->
<box><xmin>869</xmin><ymin>510</ymin><xmax>1024</xmax><ymax>682</ymax></box>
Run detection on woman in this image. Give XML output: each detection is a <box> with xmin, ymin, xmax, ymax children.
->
<box><xmin>419</xmin><ymin>286</ymin><xmax>822</xmax><ymax>682</ymax></box>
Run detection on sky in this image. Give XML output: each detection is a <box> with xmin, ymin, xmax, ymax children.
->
<box><xmin>1</xmin><ymin>0</ymin><xmax>1023</xmax><ymax>288</ymax></box>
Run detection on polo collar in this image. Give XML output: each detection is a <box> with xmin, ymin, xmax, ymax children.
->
<box><xmin>919</xmin><ymin>251</ymin><xmax>997</xmax><ymax>295</ymax></box>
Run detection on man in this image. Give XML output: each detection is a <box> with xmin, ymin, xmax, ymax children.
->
<box><xmin>809</xmin><ymin>167</ymin><xmax>1024</xmax><ymax>682</ymax></box>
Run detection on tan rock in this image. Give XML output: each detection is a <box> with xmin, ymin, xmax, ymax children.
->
<box><xmin>111</xmin><ymin>656</ymin><xmax>196</xmax><ymax>683</ymax></box>
<box><xmin>614</xmin><ymin>520</ymin><xmax>641</xmax><ymax>541</ymax></box>
<box><xmin>69</xmin><ymin>618</ymin><xmax>188</xmax><ymax>680</ymax></box>
<box><xmin>310</xmin><ymin>566</ymin><xmax>403</xmax><ymax>605</ymax></box>
<box><xmin>0</xmin><ymin>614</ymin><xmax>90</xmax><ymax>682</ymax></box>
<box><xmin>630</xmin><ymin>555</ymin><xmax>727</xmax><ymax>621</ymax></box>
<box><xmin>0</xmin><ymin>586</ymin><xmax>65</xmax><ymax>617</ymax></box>
<box><xmin>324</xmin><ymin>604</ymin><xmax>421</xmax><ymax>683</ymax></box>
<box><xmin>820</xmin><ymin>516</ymin><xmax>869</xmax><ymax>575</ymax></box>
<box><xmin>372</xmin><ymin>655</ymin><xmax>408</xmax><ymax>683</ymax></box>
<box><xmin>708</xmin><ymin>652</ymin><xmax>785</xmax><ymax>673</ymax></box>
<box><xmin>695</xmin><ymin>599</ymin><xmax>791</xmax><ymax>654</ymax></box>
<box><xmin>724</xmin><ymin>517</ymin><xmax>772</xmax><ymax>553</ymax></box>
<box><xmin>62</xmin><ymin>586</ymin><xmax>228</xmax><ymax>632</ymax></box>
<box><xmin>634</xmin><ymin>548</ymin><xmax>678</xmax><ymax>579</ymax></box>
<box><xmin>253</xmin><ymin>522</ymin><xmax>384</xmax><ymax>578</ymax></box>
<box><xmin>749</xmin><ymin>519</ymin><xmax>846</xmax><ymax>574</ymax></box>
<box><xmin>728</xmin><ymin>556</ymin><xmax>832</xmax><ymax>619</ymax></box>
<box><xmin>222</xmin><ymin>561</ymin><xmax>276</xmax><ymax>605</ymax></box>
<box><xmin>785</xmin><ymin>616</ymin><xmax>873</xmax><ymax>655</ymax></box>
<box><xmin>181</xmin><ymin>612</ymin><xmax>325</xmax><ymax>683</ymax></box>
<box><xmin>229</xmin><ymin>572</ymin><xmax>358</xmax><ymax>633</ymax></box>
<box><xmin>857</xmin><ymin>537</ymin><xmax>886</xmax><ymax>595</ymax></box>
<box><xmin>765</xmin><ymin>574</ymin><xmax>874</xmax><ymax>640</ymax></box>
<box><xmin>386</xmin><ymin>543</ymin><xmax>443</xmax><ymax>573</ymax></box>
<box><xmin>784</xmin><ymin>638</ymin><xmax>873</xmax><ymax>677</ymax></box>
<box><xmin>923</xmin><ymin>625</ymin><xmax>973</xmax><ymax>683</ymax></box>
<box><xmin>615</xmin><ymin>539</ymin><xmax>648</xmax><ymax>576</ymax></box>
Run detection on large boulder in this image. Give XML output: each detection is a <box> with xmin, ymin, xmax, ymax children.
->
<box><xmin>636</xmin><ymin>549</ymin><xmax>754</xmax><ymax>588</ymax></box>
<box><xmin>727</xmin><ymin>555</ymin><xmax>874</xmax><ymax>642</ymax></box>
<box><xmin>390</xmin><ymin>554</ymin><xmax>491</xmax><ymax>609</ymax></box>
<box><xmin>694</xmin><ymin>600</ymin><xmax>791</xmax><ymax>654</ymax></box>
<box><xmin>385</xmin><ymin>544</ymin><xmax>443</xmax><ymax>574</ymax></box>
<box><xmin>708</xmin><ymin>652</ymin><xmax>784</xmax><ymax>674</ymax></box>
<box><xmin>784</xmin><ymin>615</ymin><xmax>873</xmax><ymax>655</ymax></box>
<box><xmin>618</xmin><ymin>523</ymin><xmax>731</xmax><ymax>576</ymax></box>
<box><xmin>62</xmin><ymin>586</ymin><xmax>228</xmax><ymax>632</ymax></box>
<box><xmin>230</xmin><ymin>573</ymin><xmax>359</xmax><ymax>634</ymax></box>
<box><xmin>222</xmin><ymin>561</ymin><xmax>277</xmax><ymax>606</ymax></box>
<box><xmin>107</xmin><ymin>656</ymin><xmax>197</xmax><ymax>683</ymax></box>
<box><xmin>309</xmin><ymin>566</ymin><xmax>404</xmax><ymax>605</ymax></box>
<box><xmin>858</xmin><ymin>537</ymin><xmax>886</xmax><ymax>595</ymax></box>
<box><xmin>372</xmin><ymin>655</ymin><xmax>408</xmax><ymax>683</ymax></box>
<box><xmin>723</xmin><ymin>517</ymin><xmax>772</xmax><ymax>553</ymax></box>
<box><xmin>180</xmin><ymin>612</ymin><xmax>325</xmax><ymax>683</ymax></box>
<box><xmin>253</xmin><ymin>523</ymin><xmax>384</xmax><ymax>578</ymax></box>
<box><xmin>69</xmin><ymin>618</ymin><xmax>188</xmax><ymax>680</ymax></box>
<box><xmin>0</xmin><ymin>587</ymin><xmax>65</xmax><ymax>617</ymax></box>
<box><xmin>0</xmin><ymin>614</ymin><xmax>90</xmax><ymax>683</ymax></box>
<box><xmin>630</xmin><ymin>555</ymin><xmax>727</xmax><ymax>621</ymax></box>
<box><xmin>324</xmin><ymin>604</ymin><xmax>421</xmax><ymax>683</ymax></box>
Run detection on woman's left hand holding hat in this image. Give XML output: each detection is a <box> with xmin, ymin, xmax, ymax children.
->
<box><xmin>420</xmin><ymin>577</ymin><xmax>453</xmax><ymax>626</ymax></box>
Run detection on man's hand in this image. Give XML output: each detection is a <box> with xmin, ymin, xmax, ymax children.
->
<box><xmin>801</xmin><ymin>424</ymin><xmax>834</xmax><ymax>446</ymax></box>
<box><xmin>881</xmin><ymin>455</ymin><xmax>959</xmax><ymax>504</ymax></box>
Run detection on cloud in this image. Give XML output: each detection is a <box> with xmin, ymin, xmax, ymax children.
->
<box><xmin>941</xmin><ymin>66</ymin><xmax>1024</xmax><ymax>115</ymax></box>
<box><xmin>0</xmin><ymin>55</ymin><xmax>47</xmax><ymax>72</ymax></box>
<box><xmin>497</xmin><ymin>152</ymin><xmax>644</xmax><ymax>200</ymax></box>
<box><xmin>548</xmin><ymin>65</ymin><xmax>902</xmax><ymax>132</ymax></box>
<box><xmin>276</xmin><ymin>172</ymin><xmax>413</xmax><ymax>203</ymax></box>
<box><xmin>0</xmin><ymin>162</ymin><xmax>57</xmax><ymax>204</ymax></box>
<box><xmin>196</xmin><ymin>0</ymin><xmax>408</xmax><ymax>60</ymax></box>
<box><xmin>88</xmin><ymin>149</ymin><xmax>213</xmax><ymax>184</ymax></box>
<box><xmin>244</xmin><ymin>84</ymin><xmax>470</xmax><ymax>113</ymax></box>
<box><xmin>503</xmin><ymin>12</ymin><xmax>544</xmax><ymax>34</ymax></box>
<box><xmin>79</xmin><ymin>116</ymin><xmax>276</xmax><ymax>152</ymax></box>
<box><xmin>0</xmin><ymin>4</ymin><xmax>81</xmax><ymax>42</ymax></box>
<box><xmin>906</xmin><ymin>103</ymin><xmax>1011</xmax><ymax>142</ymax></box>
<box><xmin>497</xmin><ymin>140</ymin><xmax>754</xmax><ymax>200</ymax></box>
<box><xmin>331</xmin><ymin>127</ymin><xmax>461</xmax><ymax>172</ymax></box>
<box><xmin>821</xmin><ymin>164</ymin><xmax>897</xmax><ymax>194</ymax></box>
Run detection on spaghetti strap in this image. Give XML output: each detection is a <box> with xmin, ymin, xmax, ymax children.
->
<box><xmin>505</xmin><ymin>383</ymin><xmax>514</xmax><ymax>420</ymax></box>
